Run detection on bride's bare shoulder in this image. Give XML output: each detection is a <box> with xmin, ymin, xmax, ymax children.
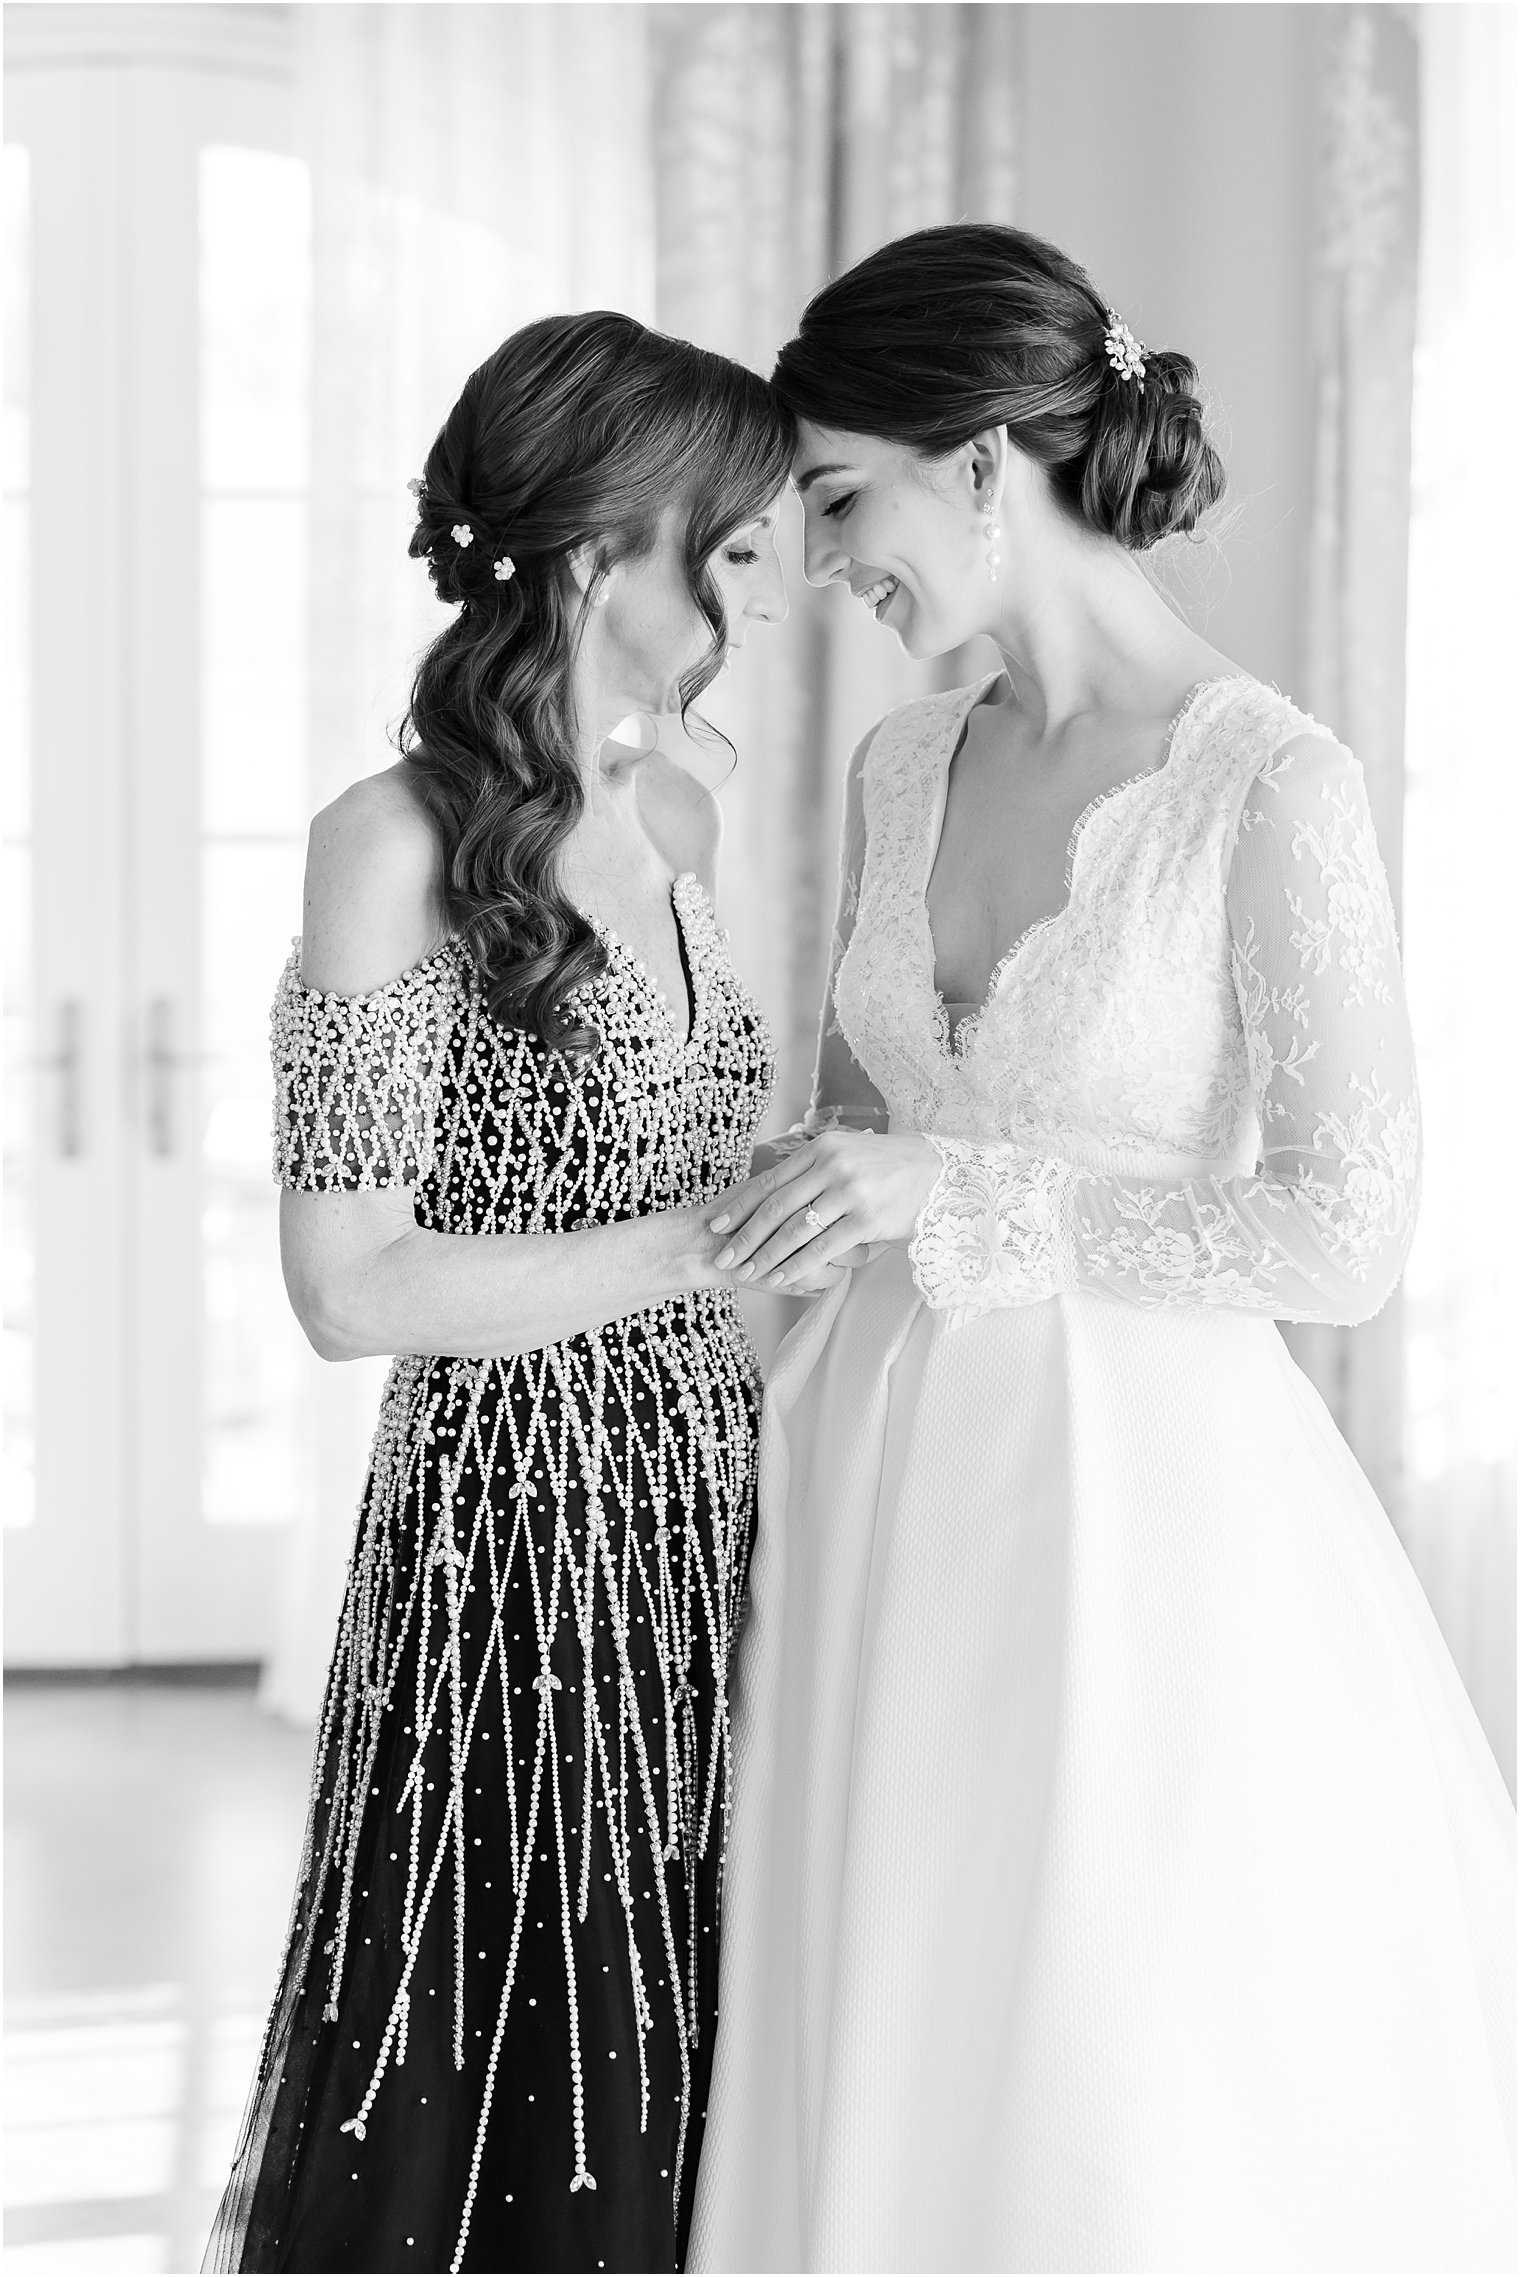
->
<box><xmin>301</xmin><ymin>763</ymin><xmax>447</xmax><ymax>994</ymax></box>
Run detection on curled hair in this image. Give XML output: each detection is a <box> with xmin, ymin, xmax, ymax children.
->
<box><xmin>772</xmin><ymin>222</ymin><xmax>1225</xmax><ymax>551</ymax></box>
<box><xmin>401</xmin><ymin>312</ymin><xmax>794</xmax><ymax>1054</ymax></box>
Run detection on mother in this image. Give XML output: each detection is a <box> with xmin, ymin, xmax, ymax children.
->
<box><xmin>206</xmin><ymin>311</ymin><xmax>791</xmax><ymax>2275</ymax></box>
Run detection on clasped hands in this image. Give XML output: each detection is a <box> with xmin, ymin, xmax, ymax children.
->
<box><xmin>705</xmin><ymin>1129</ymin><xmax>941</xmax><ymax>1296</ymax></box>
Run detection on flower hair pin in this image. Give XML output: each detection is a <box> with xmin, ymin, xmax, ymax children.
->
<box><xmin>1103</xmin><ymin>312</ymin><xmax>1147</xmax><ymax>388</ymax></box>
<box><xmin>406</xmin><ymin>479</ymin><xmax>518</xmax><ymax>593</ymax></box>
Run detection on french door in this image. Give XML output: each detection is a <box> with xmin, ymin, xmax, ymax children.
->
<box><xmin>4</xmin><ymin>35</ymin><xmax>326</xmax><ymax>1663</ymax></box>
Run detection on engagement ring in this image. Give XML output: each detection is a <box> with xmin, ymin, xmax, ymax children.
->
<box><xmin>804</xmin><ymin>1204</ymin><xmax>825</xmax><ymax>1232</ymax></box>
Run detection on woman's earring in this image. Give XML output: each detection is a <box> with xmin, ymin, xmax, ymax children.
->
<box><xmin>982</xmin><ymin>497</ymin><xmax>1002</xmax><ymax>584</ymax></box>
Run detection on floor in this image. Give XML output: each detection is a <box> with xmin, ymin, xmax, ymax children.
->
<box><xmin>4</xmin><ymin>1680</ymin><xmax>314</xmax><ymax>2275</ymax></box>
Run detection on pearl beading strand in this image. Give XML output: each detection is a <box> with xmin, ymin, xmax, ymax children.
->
<box><xmin>234</xmin><ymin>876</ymin><xmax>772</xmax><ymax>2275</ymax></box>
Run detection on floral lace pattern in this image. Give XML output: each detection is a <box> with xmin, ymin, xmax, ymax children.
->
<box><xmin>818</xmin><ymin>677</ymin><xmax>1420</xmax><ymax>1327</ymax></box>
<box><xmin>906</xmin><ymin>1141</ymin><xmax>1078</xmax><ymax>1325</ymax></box>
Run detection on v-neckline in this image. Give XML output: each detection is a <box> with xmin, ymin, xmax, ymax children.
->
<box><xmin>587</xmin><ymin>873</ymin><xmax>704</xmax><ymax>1052</ymax></box>
<box><xmin>922</xmin><ymin>675</ymin><xmax>1227</xmax><ymax>1057</ymax></box>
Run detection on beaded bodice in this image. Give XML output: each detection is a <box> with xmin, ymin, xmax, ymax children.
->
<box><xmin>272</xmin><ymin>870</ymin><xmax>773</xmax><ymax>1226</ymax></box>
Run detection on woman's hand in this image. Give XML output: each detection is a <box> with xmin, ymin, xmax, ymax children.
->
<box><xmin>709</xmin><ymin>1130</ymin><xmax>940</xmax><ymax>1291</ymax></box>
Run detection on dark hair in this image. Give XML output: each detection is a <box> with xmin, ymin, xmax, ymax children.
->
<box><xmin>401</xmin><ymin>311</ymin><xmax>794</xmax><ymax>1054</ymax></box>
<box><xmin>773</xmin><ymin>222</ymin><xmax>1224</xmax><ymax>551</ymax></box>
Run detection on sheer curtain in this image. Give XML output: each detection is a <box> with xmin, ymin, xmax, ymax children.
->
<box><xmin>1293</xmin><ymin>2</ymin><xmax>1514</xmax><ymax>1789</ymax></box>
<box><xmin>1292</xmin><ymin>3</ymin><xmax>1419</xmax><ymax>1526</ymax></box>
<box><xmin>300</xmin><ymin>1</ymin><xmax>655</xmax><ymax>815</ymax></box>
<box><xmin>1399</xmin><ymin>3</ymin><xmax>1517</xmax><ymax>1792</ymax></box>
<box><xmin>262</xmin><ymin>1</ymin><xmax>1021</xmax><ymax>1720</ymax></box>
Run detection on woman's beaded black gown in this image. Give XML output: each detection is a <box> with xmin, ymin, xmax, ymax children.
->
<box><xmin>205</xmin><ymin>874</ymin><xmax>773</xmax><ymax>2276</ymax></box>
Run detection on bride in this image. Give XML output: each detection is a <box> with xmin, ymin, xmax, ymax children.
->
<box><xmin>688</xmin><ymin>224</ymin><xmax>1515</xmax><ymax>2273</ymax></box>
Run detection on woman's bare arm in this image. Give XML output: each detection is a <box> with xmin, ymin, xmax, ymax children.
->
<box><xmin>282</xmin><ymin>770</ymin><xmax>731</xmax><ymax>1363</ymax></box>
<box><xmin>281</xmin><ymin>1186</ymin><xmax>724</xmax><ymax>1362</ymax></box>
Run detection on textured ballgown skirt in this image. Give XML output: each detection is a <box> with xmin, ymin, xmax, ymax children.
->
<box><xmin>689</xmin><ymin>1246</ymin><xmax>1516</xmax><ymax>2273</ymax></box>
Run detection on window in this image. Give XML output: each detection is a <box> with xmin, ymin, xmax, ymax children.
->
<box><xmin>4</xmin><ymin>27</ymin><xmax>311</xmax><ymax>1664</ymax></box>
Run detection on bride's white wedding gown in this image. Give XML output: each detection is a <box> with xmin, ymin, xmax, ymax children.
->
<box><xmin>690</xmin><ymin>675</ymin><xmax>1514</xmax><ymax>2273</ymax></box>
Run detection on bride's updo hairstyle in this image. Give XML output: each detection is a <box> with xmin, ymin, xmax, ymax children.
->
<box><xmin>402</xmin><ymin>311</ymin><xmax>794</xmax><ymax>1055</ymax></box>
<box><xmin>772</xmin><ymin>222</ymin><xmax>1224</xmax><ymax>552</ymax></box>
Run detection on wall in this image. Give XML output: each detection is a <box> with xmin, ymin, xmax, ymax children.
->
<box><xmin>1022</xmin><ymin>3</ymin><xmax>1320</xmax><ymax>695</ymax></box>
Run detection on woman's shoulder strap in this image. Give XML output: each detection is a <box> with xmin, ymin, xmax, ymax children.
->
<box><xmin>861</xmin><ymin>674</ymin><xmax>1002</xmax><ymax>805</ymax></box>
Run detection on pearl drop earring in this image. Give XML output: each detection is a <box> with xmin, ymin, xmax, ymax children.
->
<box><xmin>982</xmin><ymin>496</ymin><xmax>1002</xmax><ymax>584</ymax></box>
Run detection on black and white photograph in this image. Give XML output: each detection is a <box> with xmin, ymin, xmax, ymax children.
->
<box><xmin>2</xmin><ymin>2</ymin><xmax>1516</xmax><ymax>2271</ymax></box>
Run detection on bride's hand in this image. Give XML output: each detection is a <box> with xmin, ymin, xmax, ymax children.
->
<box><xmin>708</xmin><ymin>1131</ymin><xmax>940</xmax><ymax>1291</ymax></box>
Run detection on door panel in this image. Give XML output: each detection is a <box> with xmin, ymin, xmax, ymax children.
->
<box><xmin>4</xmin><ymin>54</ymin><xmax>315</xmax><ymax>1665</ymax></box>
<box><xmin>4</xmin><ymin>68</ymin><xmax>130</xmax><ymax>1664</ymax></box>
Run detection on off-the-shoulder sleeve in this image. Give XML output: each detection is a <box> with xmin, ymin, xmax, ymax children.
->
<box><xmin>270</xmin><ymin>942</ymin><xmax>458</xmax><ymax>1192</ymax></box>
<box><xmin>908</xmin><ymin>735</ymin><xmax>1421</xmax><ymax>1325</ymax></box>
<box><xmin>806</xmin><ymin>722</ymin><xmax>891</xmax><ymax>1136</ymax></box>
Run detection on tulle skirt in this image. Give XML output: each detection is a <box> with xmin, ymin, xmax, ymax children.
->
<box><xmin>690</xmin><ymin>1248</ymin><xmax>1515</xmax><ymax>2273</ymax></box>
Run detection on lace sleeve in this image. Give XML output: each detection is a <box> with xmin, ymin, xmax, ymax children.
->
<box><xmin>908</xmin><ymin>736</ymin><xmax>1421</xmax><ymax>1324</ymax></box>
<box><xmin>271</xmin><ymin>942</ymin><xmax>458</xmax><ymax>1192</ymax></box>
<box><xmin>806</xmin><ymin>722</ymin><xmax>891</xmax><ymax>1136</ymax></box>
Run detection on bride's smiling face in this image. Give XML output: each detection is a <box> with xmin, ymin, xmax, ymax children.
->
<box><xmin>792</xmin><ymin>419</ymin><xmax>995</xmax><ymax>659</ymax></box>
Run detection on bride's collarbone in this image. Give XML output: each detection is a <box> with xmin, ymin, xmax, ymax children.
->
<box><xmin>925</xmin><ymin>715</ymin><xmax>1177</xmax><ymax>999</ymax></box>
<box><xmin>926</xmin><ymin>841</ymin><xmax>1071</xmax><ymax>1007</ymax></box>
<box><xmin>926</xmin><ymin>768</ymin><xmax>1080</xmax><ymax>992</ymax></box>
